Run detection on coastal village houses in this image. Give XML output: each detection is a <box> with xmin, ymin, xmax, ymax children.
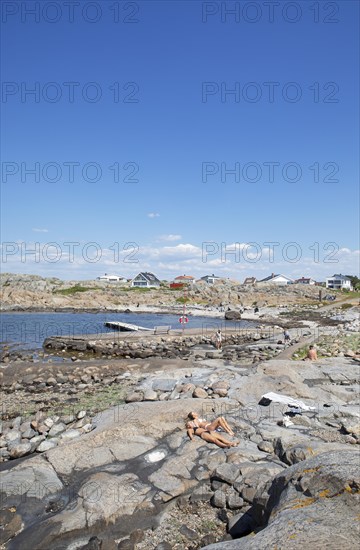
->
<box><xmin>131</xmin><ymin>272</ymin><xmax>161</xmax><ymax>288</ymax></box>
<box><xmin>259</xmin><ymin>273</ymin><xmax>294</xmax><ymax>285</ymax></box>
<box><xmin>326</xmin><ymin>274</ymin><xmax>353</xmax><ymax>291</ymax></box>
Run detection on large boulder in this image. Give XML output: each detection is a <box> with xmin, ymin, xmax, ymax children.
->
<box><xmin>225</xmin><ymin>311</ymin><xmax>241</xmax><ymax>321</ymax></box>
<box><xmin>202</xmin><ymin>449</ymin><xmax>360</xmax><ymax>549</ymax></box>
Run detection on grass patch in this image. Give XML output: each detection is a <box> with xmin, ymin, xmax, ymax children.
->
<box><xmin>63</xmin><ymin>385</ymin><xmax>127</xmax><ymax>415</ymax></box>
<box><xmin>53</xmin><ymin>285</ymin><xmax>98</xmax><ymax>296</ymax></box>
<box><xmin>119</xmin><ymin>287</ymin><xmax>154</xmax><ymax>292</ymax></box>
<box><xmin>292</xmin><ymin>345</ymin><xmax>311</xmax><ymax>360</ymax></box>
<box><xmin>340</xmin><ymin>303</ymin><xmax>354</xmax><ymax>310</ymax></box>
<box><xmin>344</xmin><ymin>291</ymin><xmax>360</xmax><ymax>299</ymax></box>
<box><xmin>176</xmin><ymin>297</ymin><xmax>190</xmax><ymax>303</ymax></box>
<box><xmin>15</xmin><ymin>385</ymin><xmax>127</xmax><ymax>420</ymax></box>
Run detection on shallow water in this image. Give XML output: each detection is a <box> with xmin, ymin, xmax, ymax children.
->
<box><xmin>0</xmin><ymin>311</ymin><xmax>255</xmax><ymax>352</ymax></box>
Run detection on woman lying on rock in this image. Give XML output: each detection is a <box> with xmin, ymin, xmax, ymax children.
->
<box><xmin>186</xmin><ymin>411</ymin><xmax>238</xmax><ymax>448</ymax></box>
<box><xmin>189</xmin><ymin>427</ymin><xmax>238</xmax><ymax>448</ymax></box>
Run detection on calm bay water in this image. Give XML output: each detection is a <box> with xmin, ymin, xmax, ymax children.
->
<box><xmin>0</xmin><ymin>312</ymin><xmax>255</xmax><ymax>352</ymax></box>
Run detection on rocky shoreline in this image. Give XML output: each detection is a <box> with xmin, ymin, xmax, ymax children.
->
<box><xmin>0</xmin><ymin>271</ymin><xmax>339</xmax><ymax>314</ymax></box>
<box><xmin>1</xmin><ymin>277</ymin><xmax>359</xmax><ymax>549</ymax></box>
<box><xmin>1</xmin><ymin>335</ymin><xmax>359</xmax><ymax>549</ymax></box>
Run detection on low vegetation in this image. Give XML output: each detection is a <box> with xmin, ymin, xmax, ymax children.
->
<box><xmin>176</xmin><ymin>297</ymin><xmax>190</xmax><ymax>303</ymax></box>
<box><xmin>119</xmin><ymin>287</ymin><xmax>154</xmax><ymax>292</ymax></box>
<box><xmin>292</xmin><ymin>333</ymin><xmax>360</xmax><ymax>361</ymax></box>
<box><xmin>53</xmin><ymin>285</ymin><xmax>98</xmax><ymax>296</ymax></box>
<box><xmin>13</xmin><ymin>385</ymin><xmax>127</xmax><ymax>420</ymax></box>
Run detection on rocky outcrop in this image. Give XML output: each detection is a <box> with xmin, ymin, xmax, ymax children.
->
<box><xmin>0</xmin><ymin>272</ymin><xmax>334</xmax><ymax>312</ymax></box>
<box><xmin>1</xmin><ymin>354</ymin><xmax>359</xmax><ymax>549</ymax></box>
<box><xmin>203</xmin><ymin>449</ymin><xmax>360</xmax><ymax>549</ymax></box>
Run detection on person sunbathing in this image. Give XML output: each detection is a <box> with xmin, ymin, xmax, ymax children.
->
<box><xmin>188</xmin><ymin>427</ymin><xmax>238</xmax><ymax>448</ymax></box>
<box><xmin>186</xmin><ymin>411</ymin><xmax>235</xmax><ymax>438</ymax></box>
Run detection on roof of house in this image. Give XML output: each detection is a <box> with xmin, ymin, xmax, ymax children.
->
<box><xmin>259</xmin><ymin>274</ymin><xmax>293</xmax><ymax>282</ymax></box>
<box><xmin>133</xmin><ymin>272</ymin><xmax>160</xmax><ymax>283</ymax></box>
<box><xmin>327</xmin><ymin>274</ymin><xmax>351</xmax><ymax>280</ymax></box>
<box><xmin>98</xmin><ymin>274</ymin><xmax>125</xmax><ymax>278</ymax></box>
<box><xmin>295</xmin><ymin>277</ymin><xmax>315</xmax><ymax>282</ymax></box>
<box><xmin>244</xmin><ymin>277</ymin><xmax>257</xmax><ymax>284</ymax></box>
<box><xmin>174</xmin><ymin>275</ymin><xmax>195</xmax><ymax>280</ymax></box>
<box><xmin>201</xmin><ymin>274</ymin><xmax>222</xmax><ymax>280</ymax></box>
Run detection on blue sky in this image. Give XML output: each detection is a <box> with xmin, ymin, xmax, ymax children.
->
<box><xmin>1</xmin><ymin>0</ymin><xmax>359</xmax><ymax>281</ymax></box>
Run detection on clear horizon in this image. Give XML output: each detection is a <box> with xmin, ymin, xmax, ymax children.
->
<box><xmin>1</xmin><ymin>1</ymin><xmax>359</xmax><ymax>281</ymax></box>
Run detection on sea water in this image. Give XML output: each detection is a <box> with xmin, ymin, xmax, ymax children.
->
<box><xmin>0</xmin><ymin>312</ymin><xmax>255</xmax><ymax>352</ymax></box>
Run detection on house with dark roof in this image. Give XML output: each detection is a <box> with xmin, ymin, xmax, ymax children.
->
<box><xmin>131</xmin><ymin>272</ymin><xmax>161</xmax><ymax>288</ymax></box>
<box><xmin>258</xmin><ymin>273</ymin><xmax>293</xmax><ymax>285</ymax></box>
<box><xmin>200</xmin><ymin>274</ymin><xmax>224</xmax><ymax>284</ymax></box>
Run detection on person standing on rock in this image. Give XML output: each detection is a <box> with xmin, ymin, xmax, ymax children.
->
<box><xmin>283</xmin><ymin>330</ymin><xmax>291</xmax><ymax>345</ymax></box>
<box><xmin>215</xmin><ymin>329</ymin><xmax>222</xmax><ymax>350</ymax></box>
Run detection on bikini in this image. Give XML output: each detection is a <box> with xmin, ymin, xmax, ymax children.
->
<box><xmin>188</xmin><ymin>419</ymin><xmax>211</xmax><ymax>431</ymax></box>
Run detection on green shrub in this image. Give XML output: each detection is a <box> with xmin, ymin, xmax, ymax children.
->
<box><xmin>53</xmin><ymin>285</ymin><xmax>97</xmax><ymax>295</ymax></box>
<box><xmin>176</xmin><ymin>297</ymin><xmax>190</xmax><ymax>303</ymax></box>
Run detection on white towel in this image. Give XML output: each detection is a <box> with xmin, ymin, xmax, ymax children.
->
<box><xmin>261</xmin><ymin>392</ymin><xmax>316</xmax><ymax>411</ymax></box>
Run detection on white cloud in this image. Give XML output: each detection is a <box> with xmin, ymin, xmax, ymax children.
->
<box><xmin>158</xmin><ymin>234</ymin><xmax>182</xmax><ymax>242</ymax></box>
<box><xmin>2</xmin><ymin>239</ymin><xmax>359</xmax><ymax>282</ymax></box>
<box><xmin>161</xmin><ymin>243</ymin><xmax>202</xmax><ymax>257</ymax></box>
<box><xmin>147</xmin><ymin>212</ymin><xmax>160</xmax><ymax>218</ymax></box>
<box><xmin>32</xmin><ymin>228</ymin><xmax>48</xmax><ymax>233</ymax></box>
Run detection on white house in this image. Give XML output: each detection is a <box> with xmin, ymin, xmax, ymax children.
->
<box><xmin>97</xmin><ymin>274</ymin><xmax>127</xmax><ymax>283</ymax></box>
<box><xmin>258</xmin><ymin>273</ymin><xmax>294</xmax><ymax>285</ymax></box>
<box><xmin>131</xmin><ymin>272</ymin><xmax>161</xmax><ymax>288</ymax></box>
<box><xmin>200</xmin><ymin>274</ymin><xmax>224</xmax><ymax>284</ymax></box>
<box><xmin>295</xmin><ymin>277</ymin><xmax>316</xmax><ymax>285</ymax></box>
<box><xmin>326</xmin><ymin>274</ymin><xmax>353</xmax><ymax>291</ymax></box>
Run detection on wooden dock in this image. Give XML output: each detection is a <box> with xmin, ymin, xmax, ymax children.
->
<box><xmin>104</xmin><ymin>321</ymin><xmax>152</xmax><ymax>332</ymax></box>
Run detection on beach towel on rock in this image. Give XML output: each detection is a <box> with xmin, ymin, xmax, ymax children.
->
<box><xmin>260</xmin><ymin>392</ymin><xmax>316</xmax><ymax>411</ymax></box>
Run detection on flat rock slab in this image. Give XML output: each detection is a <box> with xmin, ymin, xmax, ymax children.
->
<box><xmin>46</xmin><ymin>434</ymin><xmax>157</xmax><ymax>476</ymax></box>
<box><xmin>1</xmin><ymin>455</ymin><xmax>63</xmax><ymax>498</ymax></box>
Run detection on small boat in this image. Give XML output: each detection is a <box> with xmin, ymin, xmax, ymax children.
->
<box><xmin>104</xmin><ymin>321</ymin><xmax>152</xmax><ymax>332</ymax></box>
